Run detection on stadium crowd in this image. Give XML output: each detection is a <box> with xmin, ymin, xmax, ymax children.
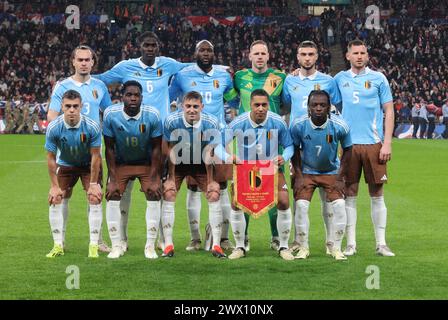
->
<box><xmin>1</xmin><ymin>0</ymin><xmax>447</xmax><ymax>137</ymax></box>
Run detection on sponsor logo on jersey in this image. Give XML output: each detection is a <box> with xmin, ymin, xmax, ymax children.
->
<box><xmin>213</xmin><ymin>80</ymin><xmax>220</xmax><ymax>88</ymax></box>
<box><xmin>245</xmin><ymin>82</ymin><xmax>253</xmax><ymax>89</ymax></box>
<box><xmin>92</xmin><ymin>89</ymin><xmax>98</xmax><ymax>99</ymax></box>
<box><xmin>365</xmin><ymin>80</ymin><xmax>371</xmax><ymax>89</ymax></box>
<box><xmin>304</xmin><ymin>134</ymin><xmax>311</xmax><ymax>140</ymax></box>
<box><xmin>157</xmin><ymin>68</ymin><xmax>163</xmax><ymax>77</ymax></box>
<box><xmin>191</xmin><ymin>81</ymin><xmax>197</xmax><ymax>87</ymax></box>
<box><xmin>343</xmin><ymin>82</ymin><xmax>350</xmax><ymax>88</ymax></box>
<box><xmin>118</xmin><ymin>126</ymin><xmax>125</xmax><ymax>132</ymax></box>
<box><xmin>134</xmin><ymin>72</ymin><xmax>142</xmax><ymax>77</ymax></box>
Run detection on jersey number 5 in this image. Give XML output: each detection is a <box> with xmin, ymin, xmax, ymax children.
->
<box><xmin>353</xmin><ymin>91</ymin><xmax>360</xmax><ymax>104</ymax></box>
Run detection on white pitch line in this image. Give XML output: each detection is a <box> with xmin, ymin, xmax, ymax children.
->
<box><xmin>0</xmin><ymin>160</ymin><xmax>46</xmax><ymax>164</ymax></box>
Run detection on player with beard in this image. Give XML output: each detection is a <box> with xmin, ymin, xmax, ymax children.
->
<box><xmin>282</xmin><ymin>41</ymin><xmax>342</xmax><ymax>256</ymax></box>
<box><xmin>168</xmin><ymin>40</ymin><xmax>236</xmax><ymax>252</ymax></box>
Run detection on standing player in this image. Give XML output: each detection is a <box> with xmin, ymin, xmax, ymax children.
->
<box><xmin>45</xmin><ymin>90</ymin><xmax>103</xmax><ymax>258</ymax></box>
<box><xmin>102</xmin><ymin>81</ymin><xmax>162</xmax><ymax>259</ymax></box>
<box><xmin>162</xmin><ymin>91</ymin><xmax>225</xmax><ymax>259</ymax></box>
<box><xmin>169</xmin><ymin>40</ymin><xmax>236</xmax><ymax>251</ymax></box>
<box><xmin>216</xmin><ymin>89</ymin><xmax>295</xmax><ymax>260</ymax></box>
<box><xmin>282</xmin><ymin>40</ymin><xmax>342</xmax><ymax>255</ymax></box>
<box><xmin>231</xmin><ymin>40</ymin><xmax>287</xmax><ymax>251</ymax></box>
<box><xmin>335</xmin><ymin>39</ymin><xmax>395</xmax><ymax>256</ymax></box>
<box><xmin>47</xmin><ymin>45</ymin><xmax>112</xmax><ymax>252</ymax></box>
<box><xmin>290</xmin><ymin>90</ymin><xmax>352</xmax><ymax>260</ymax></box>
<box><xmin>95</xmin><ymin>32</ymin><xmax>190</xmax><ymax>252</ymax></box>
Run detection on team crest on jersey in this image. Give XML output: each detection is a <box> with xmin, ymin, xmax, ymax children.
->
<box><xmin>314</xmin><ymin>84</ymin><xmax>321</xmax><ymax>90</ymax></box>
<box><xmin>157</xmin><ymin>68</ymin><xmax>163</xmax><ymax>77</ymax></box>
<box><xmin>92</xmin><ymin>89</ymin><xmax>98</xmax><ymax>99</ymax></box>
<box><xmin>326</xmin><ymin>134</ymin><xmax>333</xmax><ymax>144</ymax></box>
<box><xmin>134</xmin><ymin>72</ymin><xmax>142</xmax><ymax>77</ymax></box>
<box><xmin>139</xmin><ymin>124</ymin><xmax>146</xmax><ymax>133</ymax></box>
<box><xmin>249</xmin><ymin>166</ymin><xmax>262</xmax><ymax>190</ymax></box>
<box><xmin>365</xmin><ymin>80</ymin><xmax>371</xmax><ymax>89</ymax></box>
<box><xmin>266</xmin><ymin>130</ymin><xmax>271</xmax><ymax>140</ymax></box>
<box><xmin>80</xmin><ymin>132</ymin><xmax>87</xmax><ymax>143</ymax></box>
<box><xmin>191</xmin><ymin>81</ymin><xmax>197</xmax><ymax>87</ymax></box>
<box><xmin>213</xmin><ymin>80</ymin><xmax>220</xmax><ymax>88</ymax></box>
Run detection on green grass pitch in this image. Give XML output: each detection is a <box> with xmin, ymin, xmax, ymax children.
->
<box><xmin>1</xmin><ymin>135</ymin><xmax>447</xmax><ymax>299</ymax></box>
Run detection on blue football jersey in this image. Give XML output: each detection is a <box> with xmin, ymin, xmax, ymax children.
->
<box><xmin>164</xmin><ymin>111</ymin><xmax>220</xmax><ymax>165</ymax></box>
<box><xmin>103</xmin><ymin>104</ymin><xmax>162</xmax><ymax>164</ymax></box>
<box><xmin>290</xmin><ymin>115</ymin><xmax>352</xmax><ymax>174</ymax></box>
<box><xmin>169</xmin><ymin>64</ymin><xmax>236</xmax><ymax>126</ymax></box>
<box><xmin>95</xmin><ymin>57</ymin><xmax>189</xmax><ymax>122</ymax></box>
<box><xmin>282</xmin><ymin>71</ymin><xmax>341</xmax><ymax>122</ymax></box>
<box><xmin>223</xmin><ymin>111</ymin><xmax>294</xmax><ymax>162</ymax></box>
<box><xmin>49</xmin><ymin>77</ymin><xmax>112</xmax><ymax>124</ymax></box>
<box><xmin>334</xmin><ymin>67</ymin><xmax>393</xmax><ymax>144</ymax></box>
<box><xmin>45</xmin><ymin>114</ymin><xmax>102</xmax><ymax>167</ymax></box>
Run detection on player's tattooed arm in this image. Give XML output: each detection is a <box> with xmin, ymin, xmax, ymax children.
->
<box><xmin>291</xmin><ymin>146</ymin><xmax>304</xmax><ymax>200</ymax></box>
<box><xmin>336</xmin><ymin>146</ymin><xmax>352</xmax><ymax>194</ymax></box>
<box><xmin>88</xmin><ymin>147</ymin><xmax>102</xmax><ymax>204</ymax></box>
<box><xmin>104</xmin><ymin>136</ymin><xmax>119</xmax><ymax>200</ymax></box>
<box><xmin>47</xmin><ymin>152</ymin><xmax>63</xmax><ymax>205</ymax></box>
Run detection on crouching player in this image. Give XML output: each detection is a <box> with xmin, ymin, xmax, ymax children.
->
<box><xmin>103</xmin><ymin>81</ymin><xmax>163</xmax><ymax>259</ymax></box>
<box><xmin>215</xmin><ymin>89</ymin><xmax>295</xmax><ymax>260</ymax></box>
<box><xmin>162</xmin><ymin>91</ymin><xmax>226</xmax><ymax>258</ymax></box>
<box><xmin>45</xmin><ymin>90</ymin><xmax>103</xmax><ymax>258</ymax></box>
<box><xmin>289</xmin><ymin>90</ymin><xmax>352</xmax><ymax>260</ymax></box>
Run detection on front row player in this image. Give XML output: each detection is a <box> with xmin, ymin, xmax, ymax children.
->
<box><xmin>216</xmin><ymin>89</ymin><xmax>295</xmax><ymax>260</ymax></box>
<box><xmin>45</xmin><ymin>90</ymin><xmax>103</xmax><ymax>258</ymax></box>
<box><xmin>289</xmin><ymin>90</ymin><xmax>352</xmax><ymax>260</ymax></box>
<box><xmin>102</xmin><ymin>81</ymin><xmax>163</xmax><ymax>259</ymax></box>
<box><xmin>162</xmin><ymin>91</ymin><xmax>226</xmax><ymax>258</ymax></box>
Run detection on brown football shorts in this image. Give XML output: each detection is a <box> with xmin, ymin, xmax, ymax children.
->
<box><xmin>345</xmin><ymin>143</ymin><xmax>388</xmax><ymax>185</ymax></box>
<box><xmin>294</xmin><ymin>174</ymin><xmax>343</xmax><ymax>202</ymax></box>
<box><xmin>56</xmin><ymin>165</ymin><xmax>102</xmax><ymax>198</ymax></box>
<box><xmin>115</xmin><ymin>164</ymin><xmax>156</xmax><ymax>194</ymax></box>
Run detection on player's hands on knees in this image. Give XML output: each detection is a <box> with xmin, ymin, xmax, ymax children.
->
<box><xmin>147</xmin><ymin>180</ymin><xmax>162</xmax><ymax>200</ymax></box>
<box><xmin>87</xmin><ymin>183</ymin><xmax>102</xmax><ymax>204</ymax></box>
<box><xmin>106</xmin><ymin>181</ymin><xmax>120</xmax><ymax>200</ymax></box>
<box><xmin>48</xmin><ymin>186</ymin><xmax>63</xmax><ymax>205</ymax></box>
<box><xmin>206</xmin><ymin>180</ymin><xmax>220</xmax><ymax>202</ymax></box>
<box><xmin>379</xmin><ymin>143</ymin><xmax>392</xmax><ymax>163</ymax></box>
